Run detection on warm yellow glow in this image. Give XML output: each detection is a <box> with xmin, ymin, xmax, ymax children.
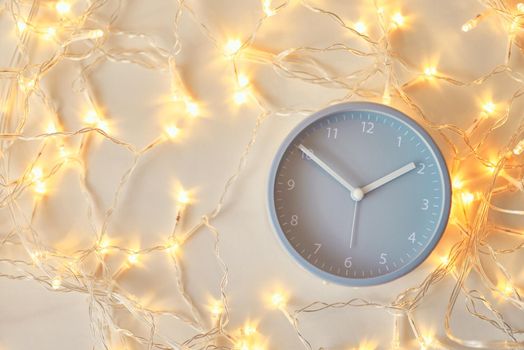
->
<box><xmin>224</xmin><ymin>39</ymin><xmax>242</xmax><ymax>56</ymax></box>
<box><xmin>19</xmin><ymin>77</ymin><xmax>35</xmax><ymax>92</ymax></box>
<box><xmin>17</xmin><ymin>21</ymin><xmax>27</xmax><ymax>32</ymax></box>
<box><xmin>391</xmin><ymin>12</ymin><xmax>405</xmax><ymax>27</ymax></box>
<box><xmin>89</xmin><ymin>29</ymin><xmax>105</xmax><ymax>39</ymax></box>
<box><xmin>59</xmin><ymin>145</ymin><xmax>69</xmax><ymax>159</ymax></box>
<box><xmin>420</xmin><ymin>333</ymin><xmax>434</xmax><ymax>350</ymax></box>
<box><xmin>452</xmin><ymin>177</ymin><xmax>463</xmax><ymax>190</ymax></box>
<box><xmin>177</xmin><ymin>189</ymin><xmax>190</xmax><ymax>204</ymax></box>
<box><xmin>354</xmin><ymin>21</ymin><xmax>367</xmax><ymax>34</ymax></box>
<box><xmin>55</xmin><ymin>1</ymin><xmax>71</xmax><ymax>14</ymax></box>
<box><xmin>512</xmin><ymin>139</ymin><xmax>524</xmax><ymax>155</ymax></box>
<box><xmin>165</xmin><ymin>124</ymin><xmax>180</xmax><ymax>140</ymax></box>
<box><xmin>46</xmin><ymin>122</ymin><xmax>58</xmax><ymax>134</ymax></box>
<box><xmin>127</xmin><ymin>252</ymin><xmax>140</xmax><ymax>265</ymax></box>
<box><xmin>97</xmin><ymin>238</ymin><xmax>111</xmax><ymax>254</ymax></box>
<box><xmin>44</xmin><ymin>27</ymin><xmax>57</xmax><ymax>40</ymax></box>
<box><xmin>500</xmin><ymin>281</ymin><xmax>514</xmax><ymax>296</ymax></box>
<box><xmin>461</xmin><ymin>191</ymin><xmax>475</xmax><ymax>205</ymax></box>
<box><xmin>166</xmin><ymin>239</ymin><xmax>180</xmax><ymax>255</ymax></box>
<box><xmin>518</xmin><ymin>3</ymin><xmax>524</xmax><ymax>12</ymax></box>
<box><xmin>424</xmin><ymin>66</ymin><xmax>437</xmax><ymax>78</ymax></box>
<box><xmin>462</xmin><ymin>18</ymin><xmax>477</xmax><ymax>32</ymax></box>
<box><xmin>210</xmin><ymin>300</ymin><xmax>223</xmax><ymax>317</ymax></box>
<box><xmin>234</xmin><ymin>90</ymin><xmax>249</xmax><ymax>105</ymax></box>
<box><xmin>270</xmin><ymin>292</ymin><xmax>286</xmax><ymax>308</ymax></box>
<box><xmin>439</xmin><ymin>255</ymin><xmax>450</xmax><ymax>265</ymax></box>
<box><xmin>243</xmin><ymin>323</ymin><xmax>257</xmax><ymax>336</ymax></box>
<box><xmin>31</xmin><ymin>167</ymin><xmax>47</xmax><ymax>195</ymax></box>
<box><xmin>51</xmin><ymin>277</ymin><xmax>62</xmax><ymax>290</ymax></box>
<box><xmin>237</xmin><ymin>73</ymin><xmax>250</xmax><ymax>88</ymax></box>
<box><xmin>482</xmin><ymin>101</ymin><xmax>496</xmax><ymax>114</ymax></box>
<box><xmin>185</xmin><ymin>100</ymin><xmax>200</xmax><ymax>117</ymax></box>
<box><xmin>262</xmin><ymin>0</ymin><xmax>275</xmax><ymax>17</ymax></box>
<box><xmin>84</xmin><ymin>110</ymin><xmax>109</xmax><ymax>132</ymax></box>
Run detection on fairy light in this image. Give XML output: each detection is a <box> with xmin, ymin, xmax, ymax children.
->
<box><xmin>210</xmin><ymin>300</ymin><xmax>223</xmax><ymax>318</ymax></box>
<box><xmin>84</xmin><ymin>110</ymin><xmax>110</xmax><ymax>132</ymax></box>
<box><xmin>127</xmin><ymin>252</ymin><xmax>140</xmax><ymax>265</ymax></box>
<box><xmin>55</xmin><ymin>1</ymin><xmax>71</xmax><ymax>15</ymax></box>
<box><xmin>270</xmin><ymin>292</ymin><xmax>286</xmax><ymax>308</ymax></box>
<box><xmin>17</xmin><ymin>21</ymin><xmax>27</xmax><ymax>32</ymax></box>
<box><xmin>512</xmin><ymin>139</ymin><xmax>524</xmax><ymax>155</ymax></box>
<box><xmin>237</xmin><ymin>73</ymin><xmax>250</xmax><ymax>88</ymax></box>
<box><xmin>452</xmin><ymin>177</ymin><xmax>463</xmax><ymax>190</ymax></box>
<box><xmin>185</xmin><ymin>100</ymin><xmax>199</xmax><ymax>117</ymax></box>
<box><xmin>234</xmin><ymin>90</ymin><xmax>249</xmax><ymax>105</ymax></box>
<box><xmin>224</xmin><ymin>39</ymin><xmax>242</xmax><ymax>57</ymax></box>
<box><xmin>51</xmin><ymin>277</ymin><xmax>62</xmax><ymax>290</ymax></box>
<box><xmin>354</xmin><ymin>21</ymin><xmax>367</xmax><ymax>34</ymax></box>
<box><xmin>461</xmin><ymin>191</ymin><xmax>475</xmax><ymax>205</ymax></box>
<box><xmin>164</xmin><ymin>124</ymin><xmax>180</xmax><ymax>140</ymax></box>
<box><xmin>166</xmin><ymin>239</ymin><xmax>180</xmax><ymax>255</ymax></box>
<box><xmin>97</xmin><ymin>238</ymin><xmax>111</xmax><ymax>255</ymax></box>
<box><xmin>482</xmin><ymin>101</ymin><xmax>496</xmax><ymax>115</ymax></box>
<box><xmin>518</xmin><ymin>3</ymin><xmax>524</xmax><ymax>12</ymax></box>
<box><xmin>391</xmin><ymin>12</ymin><xmax>405</xmax><ymax>28</ymax></box>
<box><xmin>423</xmin><ymin>66</ymin><xmax>437</xmax><ymax>79</ymax></box>
<box><xmin>177</xmin><ymin>189</ymin><xmax>190</xmax><ymax>204</ymax></box>
<box><xmin>44</xmin><ymin>27</ymin><xmax>57</xmax><ymax>40</ymax></box>
<box><xmin>262</xmin><ymin>0</ymin><xmax>275</xmax><ymax>17</ymax></box>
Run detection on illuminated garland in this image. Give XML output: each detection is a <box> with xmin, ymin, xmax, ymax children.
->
<box><xmin>0</xmin><ymin>0</ymin><xmax>523</xmax><ymax>349</ymax></box>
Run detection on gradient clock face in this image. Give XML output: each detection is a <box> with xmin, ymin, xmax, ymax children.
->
<box><xmin>268</xmin><ymin>102</ymin><xmax>451</xmax><ymax>286</ymax></box>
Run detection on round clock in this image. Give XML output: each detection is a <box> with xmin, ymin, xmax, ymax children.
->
<box><xmin>268</xmin><ymin>102</ymin><xmax>451</xmax><ymax>286</ymax></box>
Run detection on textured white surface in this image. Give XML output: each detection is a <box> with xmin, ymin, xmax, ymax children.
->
<box><xmin>0</xmin><ymin>0</ymin><xmax>523</xmax><ymax>349</ymax></box>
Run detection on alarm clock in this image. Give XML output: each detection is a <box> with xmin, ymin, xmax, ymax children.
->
<box><xmin>267</xmin><ymin>102</ymin><xmax>451</xmax><ymax>286</ymax></box>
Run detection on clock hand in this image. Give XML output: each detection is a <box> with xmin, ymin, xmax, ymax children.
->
<box><xmin>298</xmin><ymin>144</ymin><xmax>364</xmax><ymax>201</ymax></box>
<box><xmin>349</xmin><ymin>201</ymin><xmax>359</xmax><ymax>249</ymax></box>
<box><xmin>361</xmin><ymin>162</ymin><xmax>417</xmax><ymax>194</ymax></box>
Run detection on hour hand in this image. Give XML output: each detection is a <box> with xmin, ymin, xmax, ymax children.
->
<box><xmin>298</xmin><ymin>144</ymin><xmax>364</xmax><ymax>201</ymax></box>
<box><xmin>361</xmin><ymin>162</ymin><xmax>417</xmax><ymax>194</ymax></box>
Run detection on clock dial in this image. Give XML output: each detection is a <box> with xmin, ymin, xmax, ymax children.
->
<box><xmin>268</xmin><ymin>102</ymin><xmax>451</xmax><ymax>286</ymax></box>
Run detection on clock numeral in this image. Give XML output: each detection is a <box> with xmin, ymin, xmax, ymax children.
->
<box><xmin>397</xmin><ymin>136</ymin><xmax>402</xmax><ymax>147</ymax></box>
<box><xmin>327</xmin><ymin>127</ymin><xmax>338</xmax><ymax>139</ymax></box>
<box><xmin>417</xmin><ymin>163</ymin><xmax>426</xmax><ymax>175</ymax></box>
<box><xmin>290</xmin><ymin>214</ymin><xmax>299</xmax><ymax>226</ymax></box>
<box><xmin>361</xmin><ymin>121</ymin><xmax>374</xmax><ymax>134</ymax></box>
<box><xmin>379</xmin><ymin>253</ymin><xmax>388</xmax><ymax>265</ymax></box>
<box><xmin>421</xmin><ymin>198</ymin><xmax>429</xmax><ymax>210</ymax></box>
<box><xmin>344</xmin><ymin>257</ymin><xmax>353</xmax><ymax>268</ymax></box>
<box><xmin>287</xmin><ymin>179</ymin><xmax>295</xmax><ymax>190</ymax></box>
<box><xmin>313</xmin><ymin>243</ymin><xmax>322</xmax><ymax>254</ymax></box>
<box><xmin>408</xmin><ymin>232</ymin><xmax>416</xmax><ymax>244</ymax></box>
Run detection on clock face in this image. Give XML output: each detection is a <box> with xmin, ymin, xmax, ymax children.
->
<box><xmin>268</xmin><ymin>102</ymin><xmax>451</xmax><ymax>286</ymax></box>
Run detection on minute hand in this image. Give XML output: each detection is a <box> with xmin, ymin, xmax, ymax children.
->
<box><xmin>361</xmin><ymin>162</ymin><xmax>417</xmax><ymax>194</ymax></box>
<box><xmin>297</xmin><ymin>144</ymin><xmax>358</xmax><ymax>193</ymax></box>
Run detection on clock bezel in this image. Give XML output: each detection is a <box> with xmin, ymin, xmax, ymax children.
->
<box><xmin>267</xmin><ymin>101</ymin><xmax>452</xmax><ymax>286</ymax></box>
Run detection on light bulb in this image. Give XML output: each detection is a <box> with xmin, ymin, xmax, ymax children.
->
<box><xmin>224</xmin><ymin>39</ymin><xmax>242</xmax><ymax>56</ymax></box>
<box><xmin>55</xmin><ymin>1</ymin><xmax>71</xmax><ymax>14</ymax></box>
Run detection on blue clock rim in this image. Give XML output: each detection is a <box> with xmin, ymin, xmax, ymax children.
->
<box><xmin>267</xmin><ymin>101</ymin><xmax>452</xmax><ymax>287</ymax></box>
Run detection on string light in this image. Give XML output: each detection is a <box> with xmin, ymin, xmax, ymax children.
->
<box><xmin>224</xmin><ymin>39</ymin><xmax>242</xmax><ymax>57</ymax></box>
<box><xmin>354</xmin><ymin>21</ymin><xmax>367</xmax><ymax>34</ymax></box>
<box><xmin>391</xmin><ymin>12</ymin><xmax>405</xmax><ymax>28</ymax></box>
<box><xmin>1</xmin><ymin>0</ymin><xmax>524</xmax><ymax>348</ymax></box>
<box><xmin>55</xmin><ymin>1</ymin><xmax>71</xmax><ymax>15</ymax></box>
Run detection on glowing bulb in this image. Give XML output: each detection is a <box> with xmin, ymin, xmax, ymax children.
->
<box><xmin>84</xmin><ymin>110</ymin><xmax>98</xmax><ymax>124</ymax></box>
<box><xmin>88</xmin><ymin>29</ymin><xmax>105</xmax><ymax>39</ymax></box>
<box><xmin>420</xmin><ymin>334</ymin><xmax>434</xmax><ymax>350</ymax></box>
<box><xmin>461</xmin><ymin>191</ymin><xmax>475</xmax><ymax>205</ymax></box>
<box><xmin>17</xmin><ymin>21</ymin><xmax>27</xmax><ymax>32</ymax></box>
<box><xmin>224</xmin><ymin>39</ymin><xmax>242</xmax><ymax>56</ymax></box>
<box><xmin>19</xmin><ymin>77</ymin><xmax>35</xmax><ymax>92</ymax></box>
<box><xmin>34</xmin><ymin>181</ymin><xmax>47</xmax><ymax>195</ymax></box>
<box><xmin>185</xmin><ymin>100</ymin><xmax>199</xmax><ymax>117</ymax></box>
<box><xmin>210</xmin><ymin>301</ymin><xmax>223</xmax><ymax>317</ymax></box>
<box><xmin>59</xmin><ymin>145</ymin><xmax>69</xmax><ymax>159</ymax></box>
<box><xmin>354</xmin><ymin>21</ymin><xmax>367</xmax><ymax>34</ymax></box>
<box><xmin>237</xmin><ymin>74</ymin><xmax>250</xmax><ymax>88</ymax></box>
<box><xmin>391</xmin><ymin>12</ymin><xmax>405</xmax><ymax>27</ymax></box>
<box><xmin>452</xmin><ymin>177</ymin><xmax>463</xmax><ymax>190</ymax></box>
<box><xmin>513</xmin><ymin>139</ymin><xmax>524</xmax><ymax>155</ymax></box>
<box><xmin>234</xmin><ymin>90</ymin><xmax>249</xmax><ymax>105</ymax></box>
<box><xmin>177</xmin><ymin>190</ymin><xmax>190</xmax><ymax>204</ymax></box>
<box><xmin>439</xmin><ymin>255</ymin><xmax>450</xmax><ymax>265</ymax></box>
<box><xmin>55</xmin><ymin>1</ymin><xmax>71</xmax><ymax>14</ymax></box>
<box><xmin>127</xmin><ymin>252</ymin><xmax>139</xmax><ymax>265</ymax></box>
<box><xmin>165</xmin><ymin>124</ymin><xmax>180</xmax><ymax>140</ymax></box>
<box><xmin>31</xmin><ymin>167</ymin><xmax>43</xmax><ymax>180</ymax></box>
<box><xmin>482</xmin><ymin>101</ymin><xmax>496</xmax><ymax>114</ymax></box>
<box><xmin>51</xmin><ymin>277</ymin><xmax>62</xmax><ymax>289</ymax></box>
<box><xmin>44</xmin><ymin>27</ymin><xmax>57</xmax><ymax>40</ymax></box>
<box><xmin>502</xmin><ymin>283</ymin><xmax>514</xmax><ymax>296</ymax></box>
<box><xmin>262</xmin><ymin>0</ymin><xmax>275</xmax><ymax>16</ymax></box>
<box><xmin>424</xmin><ymin>66</ymin><xmax>437</xmax><ymax>78</ymax></box>
<box><xmin>97</xmin><ymin>238</ymin><xmax>111</xmax><ymax>254</ymax></box>
<box><xmin>243</xmin><ymin>324</ymin><xmax>257</xmax><ymax>336</ymax></box>
<box><xmin>166</xmin><ymin>240</ymin><xmax>180</xmax><ymax>255</ymax></box>
<box><xmin>518</xmin><ymin>3</ymin><xmax>524</xmax><ymax>12</ymax></box>
<box><xmin>46</xmin><ymin>122</ymin><xmax>58</xmax><ymax>134</ymax></box>
<box><xmin>270</xmin><ymin>292</ymin><xmax>286</xmax><ymax>308</ymax></box>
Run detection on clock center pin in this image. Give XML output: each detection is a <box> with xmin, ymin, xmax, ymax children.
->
<box><xmin>351</xmin><ymin>188</ymin><xmax>364</xmax><ymax>201</ymax></box>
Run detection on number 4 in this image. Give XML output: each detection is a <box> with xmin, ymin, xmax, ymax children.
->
<box><xmin>408</xmin><ymin>232</ymin><xmax>416</xmax><ymax>244</ymax></box>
